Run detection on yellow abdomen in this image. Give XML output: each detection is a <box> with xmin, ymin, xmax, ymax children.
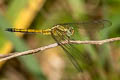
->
<box><xmin>6</xmin><ymin>28</ymin><xmax>51</xmax><ymax>35</ymax></box>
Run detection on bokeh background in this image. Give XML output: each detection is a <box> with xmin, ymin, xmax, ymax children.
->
<box><xmin>0</xmin><ymin>0</ymin><xmax>120</xmax><ymax>80</ymax></box>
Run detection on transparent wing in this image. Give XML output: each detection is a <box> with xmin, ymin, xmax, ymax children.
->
<box><xmin>51</xmin><ymin>30</ymin><xmax>82</xmax><ymax>72</ymax></box>
<box><xmin>57</xmin><ymin>20</ymin><xmax>112</xmax><ymax>41</ymax></box>
<box><xmin>57</xmin><ymin>19</ymin><xmax>112</xmax><ymax>31</ymax></box>
<box><xmin>51</xmin><ymin>28</ymin><xmax>93</xmax><ymax>72</ymax></box>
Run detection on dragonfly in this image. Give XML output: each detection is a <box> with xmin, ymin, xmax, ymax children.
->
<box><xmin>6</xmin><ymin>20</ymin><xmax>111</xmax><ymax>72</ymax></box>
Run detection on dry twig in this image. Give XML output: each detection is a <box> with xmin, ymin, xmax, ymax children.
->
<box><xmin>0</xmin><ymin>37</ymin><xmax>120</xmax><ymax>62</ymax></box>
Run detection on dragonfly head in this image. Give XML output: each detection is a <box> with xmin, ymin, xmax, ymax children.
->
<box><xmin>66</xmin><ymin>27</ymin><xmax>74</xmax><ymax>37</ymax></box>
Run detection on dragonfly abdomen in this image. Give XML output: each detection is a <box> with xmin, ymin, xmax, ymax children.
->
<box><xmin>6</xmin><ymin>28</ymin><xmax>51</xmax><ymax>35</ymax></box>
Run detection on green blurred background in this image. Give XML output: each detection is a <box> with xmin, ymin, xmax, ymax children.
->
<box><xmin>0</xmin><ymin>0</ymin><xmax>120</xmax><ymax>80</ymax></box>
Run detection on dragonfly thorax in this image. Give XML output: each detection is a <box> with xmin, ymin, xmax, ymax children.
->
<box><xmin>52</xmin><ymin>25</ymin><xmax>74</xmax><ymax>36</ymax></box>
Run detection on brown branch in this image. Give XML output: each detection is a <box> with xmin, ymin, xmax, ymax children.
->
<box><xmin>0</xmin><ymin>37</ymin><xmax>120</xmax><ymax>62</ymax></box>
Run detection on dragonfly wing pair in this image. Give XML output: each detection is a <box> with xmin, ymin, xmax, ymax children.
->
<box><xmin>51</xmin><ymin>29</ymin><xmax>83</xmax><ymax>72</ymax></box>
<box><xmin>51</xmin><ymin>20</ymin><xmax>112</xmax><ymax>72</ymax></box>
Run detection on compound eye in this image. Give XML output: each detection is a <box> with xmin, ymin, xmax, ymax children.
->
<box><xmin>66</xmin><ymin>27</ymin><xmax>74</xmax><ymax>36</ymax></box>
<box><xmin>70</xmin><ymin>28</ymin><xmax>73</xmax><ymax>32</ymax></box>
